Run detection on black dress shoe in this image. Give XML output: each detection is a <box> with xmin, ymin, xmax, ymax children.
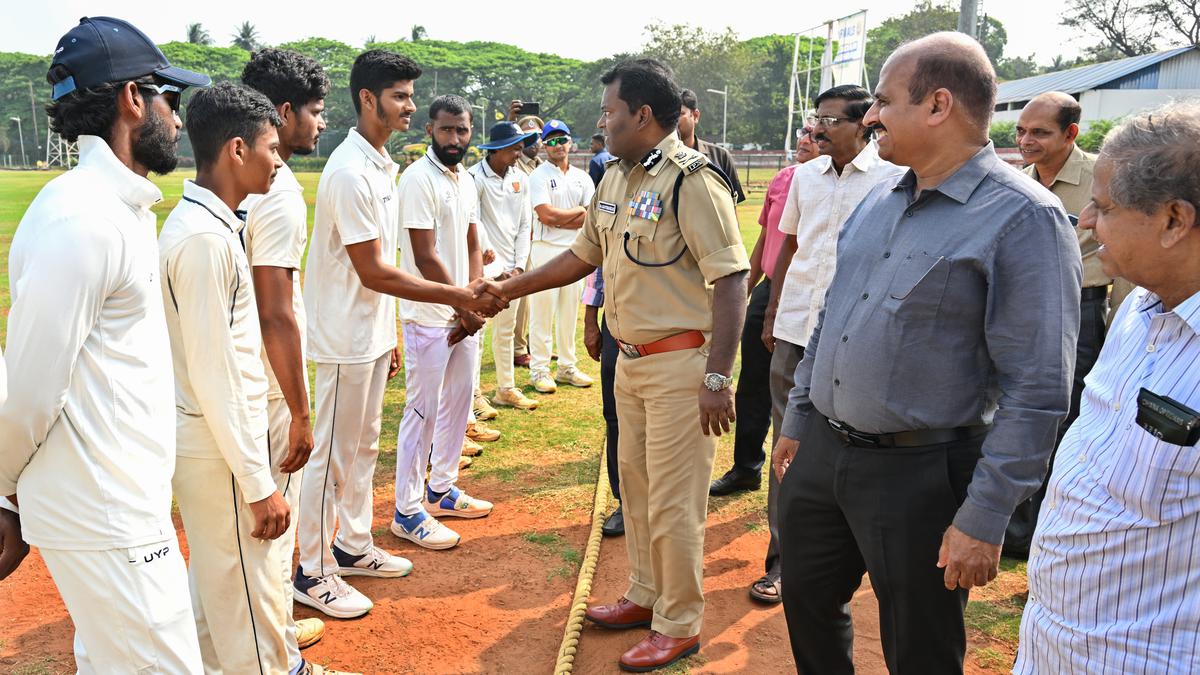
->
<box><xmin>709</xmin><ymin>469</ymin><xmax>761</xmax><ymax>496</ymax></box>
<box><xmin>602</xmin><ymin>505</ymin><xmax>625</xmax><ymax>537</ymax></box>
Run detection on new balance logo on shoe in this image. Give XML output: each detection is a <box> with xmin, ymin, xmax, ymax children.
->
<box><xmin>319</xmin><ymin>591</ymin><xmax>337</xmax><ymax>605</ymax></box>
<box><xmin>367</xmin><ymin>559</ymin><xmax>384</xmax><ymax>570</ymax></box>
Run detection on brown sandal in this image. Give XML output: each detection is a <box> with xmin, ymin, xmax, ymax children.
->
<box><xmin>749</xmin><ymin>574</ymin><xmax>782</xmax><ymax>604</ymax></box>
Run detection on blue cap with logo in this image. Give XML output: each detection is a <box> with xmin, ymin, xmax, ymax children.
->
<box><xmin>541</xmin><ymin>119</ymin><xmax>571</xmax><ymax>140</ymax></box>
<box><xmin>50</xmin><ymin>17</ymin><xmax>211</xmax><ymax>100</ymax></box>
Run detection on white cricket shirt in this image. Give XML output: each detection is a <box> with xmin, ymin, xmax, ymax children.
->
<box><xmin>0</xmin><ymin>136</ymin><xmax>177</xmax><ymax>550</ymax></box>
<box><xmin>397</xmin><ymin>148</ymin><xmax>479</xmax><ymax>327</ymax></box>
<box><xmin>468</xmin><ymin>159</ymin><xmax>531</xmax><ymax>277</ymax></box>
<box><xmin>160</xmin><ymin>181</ymin><xmax>275</xmax><ymax>504</ymax></box>
<box><xmin>241</xmin><ymin>163</ymin><xmax>308</xmax><ymax>400</ymax></box>
<box><xmin>304</xmin><ymin>128</ymin><xmax>400</xmax><ymax>363</ymax></box>
<box><xmin>528</xmin><ymin>161</ymin><xmax>594</xmax><ymax>247</ymax></box>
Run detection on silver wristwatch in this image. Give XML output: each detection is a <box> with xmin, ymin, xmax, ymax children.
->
<box><xmin>704</xmin><ymin>373</ymin><xmax>734</xmax><ymax>392</ymax></box>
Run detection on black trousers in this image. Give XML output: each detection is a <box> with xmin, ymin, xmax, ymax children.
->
<box><xmin>779</xmin><ymin>412</ymin><xmax>983</xmax><ymax>675</ymax></box>
<box><xmin>730</xmin><ymin>278</ymin><xmax>774</xmax><ymax>474</ymax></box>
<box><xmin>1003</xmin><ymin>292</ymin><xmax>1107</xmax><ymax>556</ymax></box>
<box><xmin>601</xmin><ymin>316</ymin><xmax>620</xmax><ymax>500</ymax></box>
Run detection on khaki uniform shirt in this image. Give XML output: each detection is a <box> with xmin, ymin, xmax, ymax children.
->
<box><xmin>516</xmin><ymin>154</ymin><xmax>543</xmax><ymax>177</ymax></box>
<box><xmin>570</xmin><ymin>133</ymin><xmax>749</xmax><ymax>346</ymax></box>
<box><xmin>1025</xmin><ymin>145</ymin><xmax>1109</xmax><ymax>288</ymax></box>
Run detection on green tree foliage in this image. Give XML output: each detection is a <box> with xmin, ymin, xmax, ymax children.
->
<box><xmin>1077</xmin><ymin>118</ymin><xmax>1119</xmax><ymax>152</ymax></box>
<box><xmin>989</xmin><ymin>120</ymin><xmax>1017</xmax><ymax>147</ymax></box>
<box><xmin>232</xmin><ymin>21</ymin><xmax>262</xmax><ymax>52</ymax></box>
<box><xmin>187</xmin><ymin>23</ymin><xmax>213</xmax><ymax>46</ymax></box>
<box><xmin>865</xmin><ymin>1</ymin><xmax>1008</xmax><ymax>86</ymax></box>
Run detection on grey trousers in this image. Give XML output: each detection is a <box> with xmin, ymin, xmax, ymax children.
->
<box><xmin>764</xmin><ymin>339</ymin><xmax>804</xmax><ymax>577</ymax></box>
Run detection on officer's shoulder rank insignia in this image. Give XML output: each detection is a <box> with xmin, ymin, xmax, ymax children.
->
<box><xmin>668</xmin><ymin>146</ymin><xmax>707</xmax><ymax>175</ymax></box>
<box><xmin>627</xmin><ymin>190</ymin><xmax>663</xmax><ymax>222</ymax></box>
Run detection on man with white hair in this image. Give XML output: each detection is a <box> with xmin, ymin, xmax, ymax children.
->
<box><xmin>772</xmin><ymin>32</ymin><xmax>1081</xmax><ymax>672</ymax></box>
<box><xmin>1017</xmin><ymin>101</ymin><xmax>1200</xmax><ymax>673</ymax></box>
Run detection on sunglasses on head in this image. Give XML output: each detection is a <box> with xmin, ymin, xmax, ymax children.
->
<box><xmin>139</xmin><ymin>82</ymin><xmax>184</xmax><ymax>112</ymax></box>
<box><xmin>544</xmin><ymin>136</ymin><xmax>571</xmax><ymax>147</ymax></box>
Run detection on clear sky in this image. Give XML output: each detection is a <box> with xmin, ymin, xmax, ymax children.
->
<box><xmin>3</xmin><ymin>0</ymin><xmax>1085</xmax><ymax>65</ymax></box>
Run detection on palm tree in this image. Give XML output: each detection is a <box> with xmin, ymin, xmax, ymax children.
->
<box><xmin>186</xmin><ymin>23</ymin><xmax>212</xmax><ymax>46</ymax></box>
<box><xmin>411</xmin><ymin>25</ymin><xmax>427</xmax><ymax>42</ymax></box>
<box><xmin>231</xmin><ymin>22</ymin><xmax>261</xmax><ymax>51</ymax></box>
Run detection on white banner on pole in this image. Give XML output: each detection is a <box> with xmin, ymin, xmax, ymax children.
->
<box><xmin>818</xmin><ymin>24</ymin><xmax>834</xmax><ymax>93</ymax></box>
<box><xmin>831</xmin><ymin>11</ymin><xmax>868</xmax><ymax>86</ymax></box>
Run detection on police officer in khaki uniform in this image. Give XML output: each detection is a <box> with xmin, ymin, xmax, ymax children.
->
<box><xmin>496</xmin><ymin>58</ymin><xmax>748</xmax><ymax>672</ymax></box>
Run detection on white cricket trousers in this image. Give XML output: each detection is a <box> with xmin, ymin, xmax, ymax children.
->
<box><xmin>41</xmin><ymin>541</ymin><xmax>202</xmax><ymax>674</ymax></box>
<box><xmin>528</xmin><ymin>241</ymin><xmax>581</xmax><ymax>375</ymax></box>
<box><xmin>266</xmin><ymin>396</ymin><xmax>304</xmax><ymax>672</ymax></box>
<box><xmin>489</xmin><ymin>303</ymin><xmax>518</xmax><ymax>390</ymax></box>
<box><xmin>395</xmin><ymin>325</ymin><xmax>478</xmax><ymax>514</ymax></box>
<box><xmin>174</xmin><ymin>452</ymin><xmax>293</xmax><ymax>675</ymax></box>
<box><xmin>298</xmin><ymin>353</ymin><xmax>390</xmax><ymax>578</ymax></box>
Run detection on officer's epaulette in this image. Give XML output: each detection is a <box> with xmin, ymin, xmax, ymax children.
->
<box><xmin>667</xmin><ymin>146</ymin><xmax>709</xmax><ymax>175</ymax></box>
<box><xmin>604</xmin><ymin>156</ymin><xmax>621</xmax><ymax>167</ymax></box>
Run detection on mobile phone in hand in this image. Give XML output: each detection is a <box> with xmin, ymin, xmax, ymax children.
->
<box><xmin>519</xmin><ymin>101</ymin><xmax>541</xmax><ymax>116</ymax></box>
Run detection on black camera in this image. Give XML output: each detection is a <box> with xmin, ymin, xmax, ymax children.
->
<box><xmin>1137</xmin><ymin>388</ymin><xmax>1200</xmax><ymax>446</ymax></box>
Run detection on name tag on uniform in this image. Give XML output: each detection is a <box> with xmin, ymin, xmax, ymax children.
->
<box><xmin>597</xmin><ymin>201</ymin><xmax>618</xmax><ymax>214</ymax></box>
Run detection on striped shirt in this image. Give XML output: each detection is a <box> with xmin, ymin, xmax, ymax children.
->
<box><xmin>1016</xmin><ymin>286</ymin><xmax>1200</xmax><ymax>674</ymax></box>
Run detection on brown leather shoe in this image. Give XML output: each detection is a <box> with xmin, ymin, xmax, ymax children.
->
<box><xmin>584</xmin><ymin>597</ymin><xmax>652</xmax><ymax>629</ymax></box>
<box><xmin>618</xmin><ymin>631</ymin><xmax>700</xmax><ymax>672</ymax></box>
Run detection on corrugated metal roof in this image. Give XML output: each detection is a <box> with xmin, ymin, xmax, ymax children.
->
<box><xmin>996</xmin><ymin>46</ymin><xmax>1197</xmax><ymax>104</ymax></box>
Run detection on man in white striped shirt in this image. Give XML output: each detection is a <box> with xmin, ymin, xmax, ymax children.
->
<box><xmin>1017</xmin><ymin>101</ymin><xmax>1200</xmax><ymax>673</ymax></box>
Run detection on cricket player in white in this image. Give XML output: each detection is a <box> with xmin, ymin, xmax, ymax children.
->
<box><xmin>392</xmin><ymin>95</ymin><xmax>495</xmax><ymax>551</ymax></box>
<box><xmin>526</xmin><ymin>120</ymin><xmax>596</xmax><ymax>393</ymax></box>
<box><xmin>240</xmin><ymin>48</ymin><xmax>335</xmax><ymax>671</ymax></box>
<box><xmin>0</xmin><ymin>17</ymin><xmax>207</xmax><ymax>673</ymax></box>
<box><xmin>469</xmin><ymin>121</ymin><xmax>540</xmax><ymax>412</ymax></box>
<box><xmin>297</xmin><ymin>51</ymin><xmax>505</xmax><ymax>617</ymax></box>
<box><xmin>161</xmin><ymin>83</ymin><xmax>298</xmax><ymax>675</ymax></box>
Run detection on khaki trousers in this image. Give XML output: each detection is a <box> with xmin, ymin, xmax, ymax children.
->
<box><xmin>614</xmin><ymin>347</ymin><xmax>715</xmax><ymax>638</ymax></box>
<box><xmin>174</xmin><ymin>451</ymin><xmax>293</xmax><ymax>675</ymax></box>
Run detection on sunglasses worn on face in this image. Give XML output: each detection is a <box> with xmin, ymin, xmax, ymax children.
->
<box><xmin>140</xmin><ymin>83</ymin><xmax>184</xmax><ymax>112</ymax></box>
<box><xmin>544</xmin><ymin>136</ymin><xmax>571</xmax><ymax>147</ymax></box>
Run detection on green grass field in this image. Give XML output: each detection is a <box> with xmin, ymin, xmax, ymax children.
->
<box><xmin>0</xmin><ymin>166</ymin><xmax>1023</xmax><ymax>672</ymax></box>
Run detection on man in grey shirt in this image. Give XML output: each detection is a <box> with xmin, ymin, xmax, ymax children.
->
<box><xmin>771</xmin><ymin>33</ymin><xmax>1081</xmax><ymax>674</ymax></box>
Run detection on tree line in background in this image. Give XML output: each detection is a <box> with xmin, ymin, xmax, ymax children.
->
<box><xmin>3</xmin><ymin>0</ymin><xmax>1197</xmax><ymax>160</ymax></box>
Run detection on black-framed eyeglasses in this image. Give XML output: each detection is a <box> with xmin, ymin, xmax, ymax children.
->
<box><xmin>806</xmin><ymin>114</ymin><xmax>856</xmax><ymax>128</ymax></box>
<box><xmin>139</xmin><ymin>83</ymin><xmax>184</xmax><ymax>112</ymax></box>
<box><xmin>544</xmin><ymin>136</ymin><xmax>571</xmax><ymax>147</ymax></box>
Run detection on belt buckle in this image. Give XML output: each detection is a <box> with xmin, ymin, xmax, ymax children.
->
<box><xmin>620</xmin><ymin>342</ymin><xmax>641</xmax><ymax>359</ymax></box>
<box><xmin>827</xmin><ymin>419</ymin><xmax>879</xmax><ymax>447</ymax></box>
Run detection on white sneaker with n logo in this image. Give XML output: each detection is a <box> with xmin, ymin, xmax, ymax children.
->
<box><xmin>332</xmin><ymin>544</ymin><xmax>413</xmax><ymax>578</ymax></box>
<box><xmin>390</xmin><ymin>511</ymin><xmax>461</xmax><ymax>550</ymax></box>
<box><xmin>293</xmin><ymin>571</ymin><xmax>373</xmax><ymax>619</ymax></box>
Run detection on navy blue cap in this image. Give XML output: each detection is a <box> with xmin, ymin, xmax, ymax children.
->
<box><xmin>541</xmin><ymin>119</ymin><xmax>571</xmax><ymax>140</ymax></box>
<box><xmin>50</xmin><ymin>17</ymin><xmax>211</xmax><ymax>100</ymax></box>
<box><xmin>479</xmin><ymin>122</ymin><xmax>538</xmax><ymax>150</ymax></box>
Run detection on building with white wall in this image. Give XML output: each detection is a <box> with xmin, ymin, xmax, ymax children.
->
<box><xmin>993</xmin><ymin>46</ymin><xmax>1200</xmax><ymax>128</ymax></box>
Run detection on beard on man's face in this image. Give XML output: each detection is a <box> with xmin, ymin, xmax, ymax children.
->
<box><xmin>133</xmin><ymin>106</ymin><xmax>179</xmax><ymax>175</ymax></box>
<box><xmin>431</xmin><ymin>137</ymin><xmax>465</xmax><ymax>167</ymax></box>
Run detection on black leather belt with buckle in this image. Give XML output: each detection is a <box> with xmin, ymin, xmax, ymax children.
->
<box><xmin>826</xmin><ymin>418</ymin><xmax>988</xmax><ymax>449</ymax></box>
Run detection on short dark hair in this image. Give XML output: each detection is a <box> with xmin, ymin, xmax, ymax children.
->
<box><xmin>1054</xmin><ymin>98</ymin><xmax>1082</xmax><ymax>131</ymax></box>
<box><xmin>45</xmin><ymin>64</ymin><xmax>155</xmax><ymax>143</ymax></box>
<box><xmin>186</xmin><ymin>82</ymin><xmax>281</xmax><ymax>170</ymax></box>
<box><xmin>591</xmin><ymin>133</ymin><xmax>606</xmax><ymax>143</ymax></box>
<box><xmin>815</xmin><ymin>85</ymin><xmax>874</xmax><ymax>139</ymax></box>
<box><xmin>907</xmin><ymin>48</ymin><xmax>997</xmax><ymax>130</ymax></box>
<box><xmin>680</xmin><ymin>88</ymin><xmax>698</xmax><ymax>111</ymax></box>
<box><xmin>349</xmin><ymin>50</ymin><xmax>422</xmax><ymax>115</ymax></box>
<box><xmin>242</xmin><ymin>48</ymin><xmax>330</xmax><ymax>110</ymax></box>
<box><xmin>428</xmin><ymin>94</ymin><xmax>471</xmax><ymax>122</ymax></box>
<box><xmin>600</xmin><ymin>59</ymin><xmax>682</xmax><ymax>130</ymax></box>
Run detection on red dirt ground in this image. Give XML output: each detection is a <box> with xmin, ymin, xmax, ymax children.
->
<box><xmin>0</xmin><ymin>476</ymin><xmax>1005</xmax><ymax>674</ymax></box>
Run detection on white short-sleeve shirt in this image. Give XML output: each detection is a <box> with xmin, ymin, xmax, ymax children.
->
<box><xmin>528</xmin><ymin>161</ymin><xmax>594</xmax><ymax>247</ymax></box>
<box><xmin>241</xmin><ymin>163</ymin><xmax>308</xmax><ymax>399</ymax></box>
<box><xmin>397</xmin><ymin>149</ymin><xmax>479</xmax><ymax>327</ymax></box>
<box><xmin>304</xmin><ymin>128</ymin><xmax>401</xmax><ymax>364</ymax></box>
<box><xmin>468</xmin><ymin>159</ymin><xmax>531</xmax><ymax>277</ymax></box>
